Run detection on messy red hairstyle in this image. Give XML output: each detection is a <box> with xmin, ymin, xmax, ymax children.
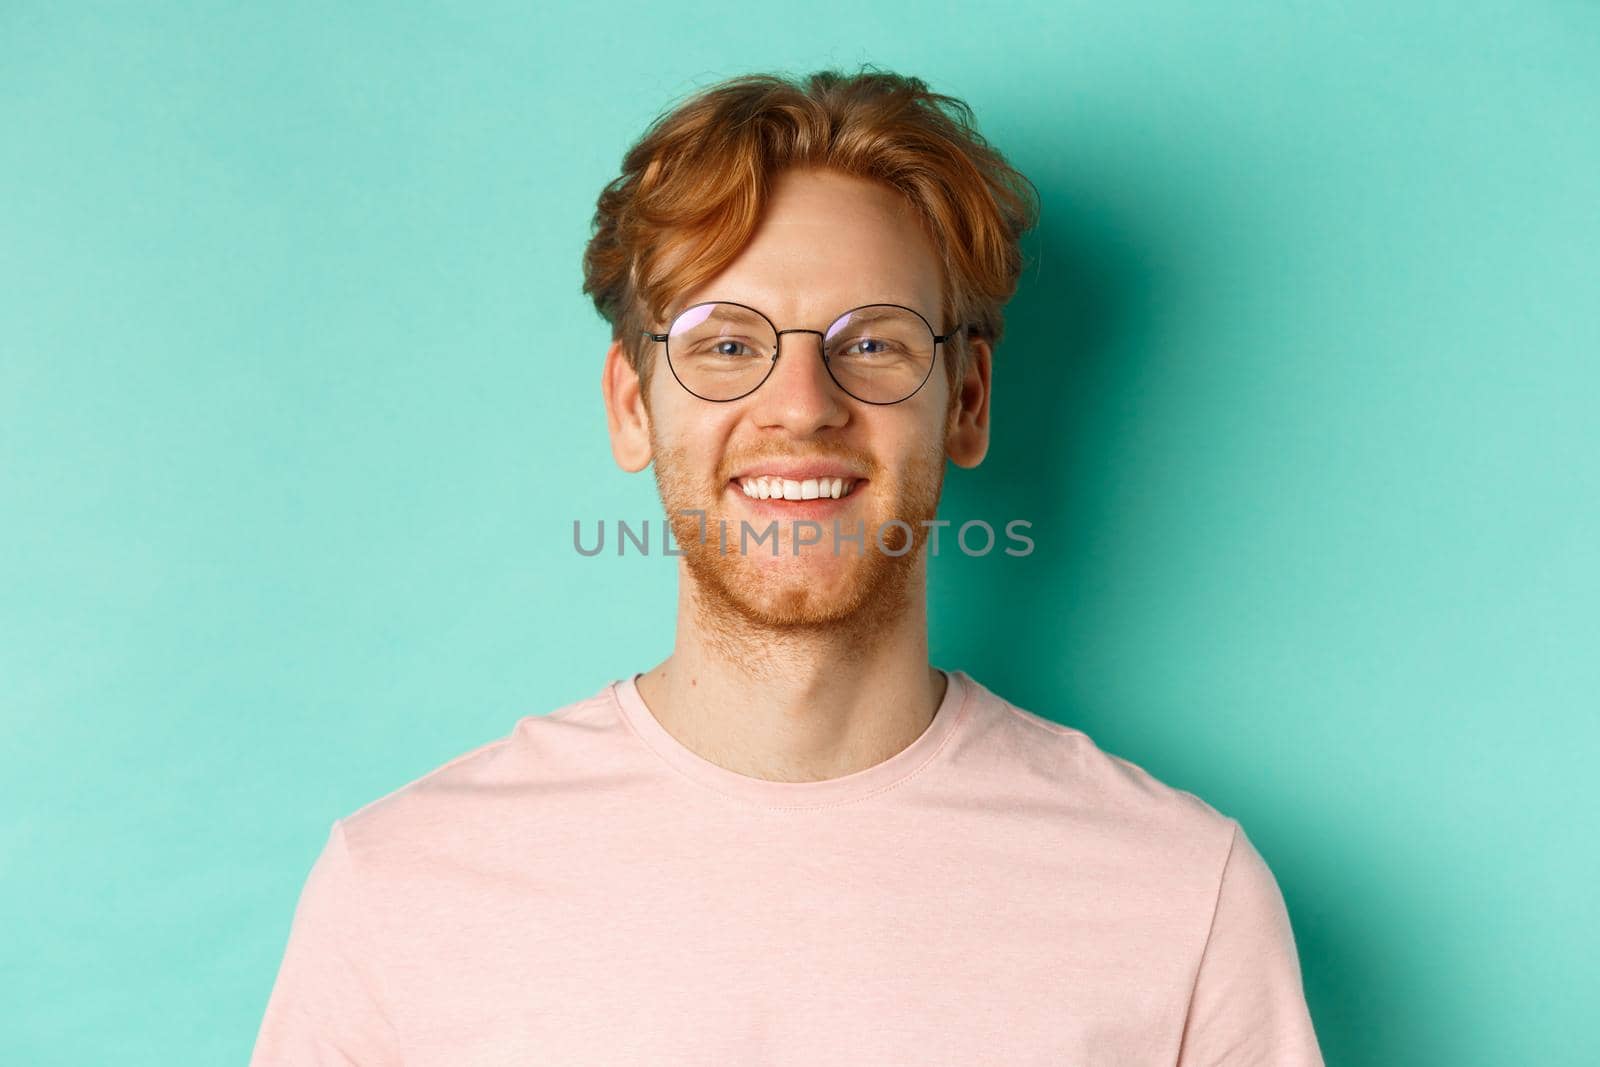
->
<box><xmin>581</xmin><ymin>67</ymin><xmax>1040</xmax><ymax>390</ymax></box>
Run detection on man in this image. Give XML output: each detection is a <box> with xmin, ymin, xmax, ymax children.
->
<box><xmin>251</xmin><ymin>68</ymin><xmax>1324</xmax><ymax>1065</ymax></box>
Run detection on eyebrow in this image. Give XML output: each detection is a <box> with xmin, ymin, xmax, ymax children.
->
<box><xmin>833</xmin><ymin>306</ymin><xmax>904</xmax><ymax>323</ymax></box>
<box><xmin>672</xmin><ymin>300</ymin><xmax>928</xmax><ymax>326</ymax></box>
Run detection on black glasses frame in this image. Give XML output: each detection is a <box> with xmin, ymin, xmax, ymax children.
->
<box><xmin>641</xmin><ymin>300</ymin><xmax>962</xmax><ymax>406</ymax></box>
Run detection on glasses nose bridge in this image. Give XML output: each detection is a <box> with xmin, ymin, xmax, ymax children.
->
<box><xmin>768</xmin><ymin>326</ymin><xmax>832</xmax><ymax>376</ymax></box>
<box><xmin>761</xmin><ymin>326</ymin><xmax>842</xmax><ymax>406</ymax></box>
<box><xmin>773</xmin><ymin>326</ymin><xmax>829</xmax><ymax>357</ymax></box>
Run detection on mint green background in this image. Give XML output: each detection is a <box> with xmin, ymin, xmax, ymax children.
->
<box><xmin>3</xmin><ymin>2</ymin><xmax>1596</xmax><ymax>1063</ymax></box>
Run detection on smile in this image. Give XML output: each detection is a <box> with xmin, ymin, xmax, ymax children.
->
<box><xmin>734</xmin><ymin>476</ymin><xmax>861</xmax><ymax>501</ymax></box>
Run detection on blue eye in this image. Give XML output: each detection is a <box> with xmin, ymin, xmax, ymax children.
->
<box><xmin>843</xmin><ymin>337</ymin><xmax>899</xmax><ymax>357</ymax></box>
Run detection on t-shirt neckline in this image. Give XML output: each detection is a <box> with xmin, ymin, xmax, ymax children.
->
<box><xmin>609</xmin><ymin>669</ymin><xmax>972</xmax><ymax>809</ymax></box>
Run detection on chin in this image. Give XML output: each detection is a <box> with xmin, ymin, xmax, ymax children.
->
<box><xmin>683</xmin><ymin>545</ymin><xmax>876</xmax><ymax>626</ymax></box>
<box><xmin>723</xmin><ymin>584</ymin><xmax>870</xmax><ymax>629</ymax></box>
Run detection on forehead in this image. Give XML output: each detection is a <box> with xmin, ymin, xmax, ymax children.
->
<box><xmin>672</xmin><ymin>167</ymin><xmax>945</xmax><ymax>327</ymax></box>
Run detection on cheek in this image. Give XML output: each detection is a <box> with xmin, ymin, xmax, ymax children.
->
<box><xmin>648</xmin><ymin>407</ymin><xmax>743</xmax><ymax>477</ymax></box>
<box><xmin>874</xmin><ymin>408</ymin><xmax>950</xmax><ymax>468</ymax></box>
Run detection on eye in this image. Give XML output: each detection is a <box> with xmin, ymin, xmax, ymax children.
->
<box><xmin>695</xmin><ymin>338</ymin><xmax>759</xmax><ymax>358</ymax></box>
<box><xmin>842</xmin><ymin>337</ymin><xmax>900</xmax><ymax>357</ymax></box>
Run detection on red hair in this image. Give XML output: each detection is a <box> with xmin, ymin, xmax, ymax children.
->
<box><xmin>581</xmin><ymin>67</ymin><xmax>1040</xmax><ymax>388</ymax></box>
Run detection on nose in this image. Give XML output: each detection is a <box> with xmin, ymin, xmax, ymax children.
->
<box><xmin>747</xmin><ymin>329</ymin><xmax>849</xmax><ymax>434</ymax></box>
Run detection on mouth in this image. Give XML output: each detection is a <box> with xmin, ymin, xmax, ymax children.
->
<box><xmin>732</xmin><ymin>475</ymin><xmax>864</xmax><ymax>501</ymax></box>
<box><xmin>721</xmin><ymin>474</ymin><xmax>870</xmax><ymax>527</ymax></box>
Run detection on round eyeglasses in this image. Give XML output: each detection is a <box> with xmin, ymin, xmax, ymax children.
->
<box><xmin>641</xmin><ymin>301</ymin><xmax>960</xmax><ymax>405</ymax></box>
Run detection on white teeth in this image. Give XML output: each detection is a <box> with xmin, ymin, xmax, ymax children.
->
<box><xmin>736</xmin><ymin>475</ymin><xmax>859</xmax><ymax>500</ymax></box>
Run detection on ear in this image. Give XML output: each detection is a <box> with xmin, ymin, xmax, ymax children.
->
<box><xmin>945</xmin><ymin>336</ymin><xmax>991</xmax><ymax>468</ymax></box>
<box><xmin>602</xmin><ymin>339</ymin><xmax>653</xmax><ymax>472</ymax></box>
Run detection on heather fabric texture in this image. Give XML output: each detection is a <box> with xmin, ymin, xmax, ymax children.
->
<box><xmin>250</xmin><ymin>670</ymin><xmax>1323</xmax><ymax>1066</ymax></box>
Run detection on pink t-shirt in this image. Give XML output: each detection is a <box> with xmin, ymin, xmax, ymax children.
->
<box><xmin>250</xmin><ymin>669</ymin><xmax>1323</xmax><ymax>1065</ymax></box>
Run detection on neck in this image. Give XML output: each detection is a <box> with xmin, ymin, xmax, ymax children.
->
<box><xmin>633</xmin><ymin>564</ymin><xmax>947</xmax><ymax>784</ymax></box>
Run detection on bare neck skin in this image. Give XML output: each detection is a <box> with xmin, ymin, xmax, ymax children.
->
<box><xmin>634</xmin><ymin>564</ymin><xmax>947</xmax><ymax>784</ymax></box>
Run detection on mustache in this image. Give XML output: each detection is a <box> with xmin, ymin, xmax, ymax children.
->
<box><xmin>715</xmin><ymin>443</ymin><xmax>881</xmax><ymax>482</ymax></box>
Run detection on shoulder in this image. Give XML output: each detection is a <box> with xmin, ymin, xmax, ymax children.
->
<box><xmin>333</xmin><ymin>683</ymin><xmax>625</xmax><ymax>861</ymax></box>
<box><xmin>954</xmin><ymin>671</ymin><xmax>1240</xmax><ymax>855</ymax></box>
